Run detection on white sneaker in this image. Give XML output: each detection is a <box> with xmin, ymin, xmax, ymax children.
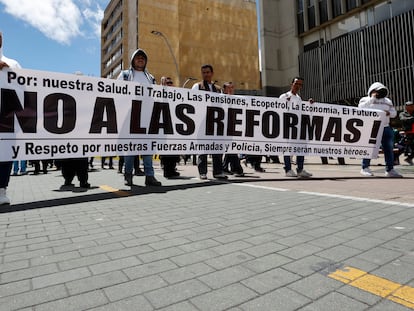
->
<box><xmin>297</xmin><ymin>169</ymin><xmax>312</xmax><ymax>178</ymax></box>
<box><xmin>199</xmin><ymin>174</ymin><xmax>208</xmax><ymax>180</ymax></box>
<box><xmin>360</xmin><ymin>168</ymin><xmax>374</xmax><ymax>176</ymax></box>
<box><xmin>0</xmin><ymin>188</ymin><xmax>10</xmax><ymax>205</ymax></box>
<box><xmin>285</xmin><ymin>170</ymin><xmax>297</xmax><ymax>177</ymax></box>
<box><xmin>385</xmin><ymin>169</ymin><xmax>403</xmax><ymax>178</ymax></box>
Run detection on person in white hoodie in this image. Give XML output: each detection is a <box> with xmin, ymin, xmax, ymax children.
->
<box><xmin>117</xmin><ymin>49</ymin><xmax>161</xmax><ymax>187</ymax></box>
<box><xmin>0</xmin><ymin>31</ymin><xmax>21</xmax><ymax>205</ymax></box>
<box><xmin>358</xmin><ymin>82</ymin><xmax>402</xmax><ymax>177</ymax></box>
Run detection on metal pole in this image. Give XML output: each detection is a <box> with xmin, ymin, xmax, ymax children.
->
<box><xmin>151</xmin><ymin>30</ymin><xmax>180</xmax><ymax>86</ymax></box>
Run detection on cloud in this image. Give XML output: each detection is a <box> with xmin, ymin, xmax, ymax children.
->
<box><xmin>0</xmin><ymin>0</ymin><xmax>106</xmax><ymax>44</ymax></box>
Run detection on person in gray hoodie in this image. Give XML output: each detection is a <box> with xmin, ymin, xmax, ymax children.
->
<box><xmin>0</xmin><ymin>31</ymin><xmax>21</xmax><ymax>205</ymax></box>
<box><xmin>358</xmin><ymin>82</ymin><xmax>402</xmax><ymax>177</ymax></box>
<box><xmin>117</xmin><ymin>49</ymin><xmax>161</xmax><ymax>186</ymax></box>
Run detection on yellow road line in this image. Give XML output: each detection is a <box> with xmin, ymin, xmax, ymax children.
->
<box><xmin>328</xmin><ymin>266</ymin><xmax>414</xmax><ymax>309</ymax></box>
<box><xmin>100</xmin><ymin>185</ymin><xmax>131</xmax><ymax>197</ymax></box>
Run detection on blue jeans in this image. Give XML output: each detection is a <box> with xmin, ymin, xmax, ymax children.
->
<box><xmin>284</xmin><ymin>155</ymin><xmax>304</xmax><ymax>172</ymax></box>
<box><xmin>124</xmin><ymin>155</ymin><xmax>154</xmax><ymax>176</ymax></box>
<box><xmin>13</xmin><ymin>160</ymin><xmax>27</xmax><ymax>174</ymax></box>
<box><xmin>362</xmin><ymin>126</ymin><xmax>394</xmax><ymax>171</ymax></box>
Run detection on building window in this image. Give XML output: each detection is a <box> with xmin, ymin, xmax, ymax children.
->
<box><xmin>319</xmin><ymin>0</ymin><xmax>328</xmax><ymax>24</ymax></box>
<box><xmin>297</xmin><ymin>0</ymin><xmax>305</xmax><ymax>34</ymax></box>
<box><xmin>332</xmin><ymin>0</ymin><xmax>342</xmax><ymax>18</ymax></box>
<box><xmin>346</xmin><ymin>0</ymin><xmax>357</xmax><ymax>11</ymax></box>
<box><xmin>308</xmin><ymin>0</ymin><xmax>316</xmax><ymax>29</ymax></box>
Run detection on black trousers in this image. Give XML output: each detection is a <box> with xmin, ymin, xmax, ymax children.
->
<box><xmin>61</xmin><ymin>158</ymin><xmax>89</xmax><ymax>184</ymax></box>
<box><xmin>223</xmin><ymin>154</ymin><xmax>243</xmax><ymax>174</ymax></box>
<box><xmin>0</xmin><ymin>161</ymin><xmax>12</xmax><ymax>188</ymax></box>
<box><xmin>161</xmin><ymin>155</ymin><xmax>180</xmax><ymax>176</ymax></box>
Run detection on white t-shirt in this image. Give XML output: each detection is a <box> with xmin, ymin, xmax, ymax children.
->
<box><xmin>0</xmin><ymin>48</ymin><xmax>21</xmax><ymax>69</ymax></box>
<box><xmin>132</xmin><ymin>71</ymin><xmax>152</xmax><ymax>86</ymax></box>
<box><xmin>192</xmin><ymin>82</ymin><xmax>214</xmax><ymax>92</ymax></box>
<box><xmin>279</xmin><ymin>91</ymin><xmax>302</xmax><ymax>104</ymax></box>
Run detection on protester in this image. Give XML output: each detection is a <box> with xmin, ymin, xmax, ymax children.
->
<box><xmin>399</xmin><ymin>100</ymin><xmax>414</xmax><ymax>165</ymax></box>
<box><xmin>279</xmin><ymin>77</ymin><xmax>313</xmax><ymax>178</ymax></box>
<box><xmin>60</xmin><ymin>158</ymin><xmax>90</xmax><ymax>189</ymax></box>
<box><xmin>359</xmin><ymin>82</ymin><xmax>402</xmax><ymax>177</ymax></box>
<box><xmin>159</xmin><ymin>77</ymin><xmax>181</xmax><ymax>178</ymax></box>
<box><xmin>118</xmin><ymin>49</ymin><xmax>161</xmax><ymax>186</ymax></box>
<box><xmin>0</xmin><ymin>31</ymin><xmax>21</xmax><ymax>205</ymax></box>
<box><xmin>192</xmin><ymin>64</ymin><xmax>227</xmax><ymax>180</ymax></box>
<box><xmin>101</xmin><ymin>156</ymin><xmax>114</xmax><ymax>169</ymax></box>
<box><xmin>221</xmin><ymin>82</ymin><xmax>245</xmax><ymax>177</ymax></box>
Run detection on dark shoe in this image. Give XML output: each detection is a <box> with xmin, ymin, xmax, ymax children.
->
<box><xmin>124</xmin><ymin>173</ymin><xmax>133</xmax><ymax>186</ymax></box>
<box><xmin>134</xmin><ymin>169</ymin><xmax>144</xmax><ymax>176</ymax></box>
<box><xmin>109</xmin><ymin>166</ymin><xmax>114</xmax><ymax>169</ymax></box>
<box><xmin>60</xmin><ymin>183</ymin><xmax>74</xmax><ymax>190</ymax></box>
<box><xmin>145</xmin><ymin>176</ymin><xmax>162</xmax><ymax>186</ymax></box>
<box><xmin>213</xmin><ymin>173</ymin><xmax>228</xmax><ymax>179</ymax></box>
<box><xmin>79</xmin><ymin>182</ymin><xmax>91</xmax><ymax>188</ymax></box>
<box><xmin>164</xmin><ymin>171</ymin><xmax>180</xmax><ymax>179</ymax></box>
<box><xmin>255</xmin><ymin>167</ymin><xmax>266</xmax><ymax>172</ymax></box>
<box><xmin>223</xmin><ymin>168</ymin><xmax>233</xmax><ymax>175</ymax></box>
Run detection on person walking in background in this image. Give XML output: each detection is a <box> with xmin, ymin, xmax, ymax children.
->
<box><xmin>118</xmin><ymin>49</ymin><xmax>161</xmax><ymax>186</ymax></box>
<box><xmin>399</xmin><ymin>101</ymin><xmax>414</xmax><ymax>165</ymax></box>
<box><xmin>359</xmin><ymin>82</ymin><xmax>402</xmax><ymax>177</ymax></box>
<box><xmin>192</xmin><ymin>64</ymin><xmax>227</xmax><ymax>180</ymax></box>
<box><xmin>12</xmin><ymin>160</ymin><xmax>27</xmax><ymax>176</ymax></box>
<box><xmin>279</xmin><ymin>77</ymin><xmax>313</xmax><ymax>178</ymax></box>
<box><xmin>0</xmin><ymin>31</ymin><xmax>21</xmax><ymax>205</ymax></box>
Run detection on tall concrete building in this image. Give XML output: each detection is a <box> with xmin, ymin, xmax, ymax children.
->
<box><xmin>259</xmin><ymin>0</ymin><xmax>414</xmax><ymax>110</ymax></box>
<box><xmin>101</xmin><ymin>0</ymin><xmax>260</xmax><ymax>91</ymax></box>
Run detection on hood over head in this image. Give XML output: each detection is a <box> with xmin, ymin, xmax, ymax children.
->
<box><xmin>130</xmin><ymin>48</ymin><xmax>148</xmax><ymax>70</ymax></box>
<box><xmin>368</xmin><ymin>82</ymin><xmax>388</xmax><ymax>98</ymax></box>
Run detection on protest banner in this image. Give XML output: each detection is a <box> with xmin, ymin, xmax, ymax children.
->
<box><xmin>0</xmin><ymin>68</ymin><xmax>385</xmax><ymax>161</ymax></box>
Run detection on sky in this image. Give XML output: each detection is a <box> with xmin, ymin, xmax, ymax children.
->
<box><xmin>0</xmin><ymin>0</ymin><xmax>109</xmax><ymax>77</ymax></box>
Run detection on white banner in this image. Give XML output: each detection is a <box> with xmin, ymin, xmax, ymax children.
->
<box><xmin>0</xmin><ymin>68</ymin><xmax>385</xmax><ymax>161</ymax></box>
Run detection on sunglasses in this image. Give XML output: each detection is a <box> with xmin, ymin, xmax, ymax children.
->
<box><xmin>166</xmin><ymin>81</ymin><xmax>173</xmax><ymax>85</ymax></box>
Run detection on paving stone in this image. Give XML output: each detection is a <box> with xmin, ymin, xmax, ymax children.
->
<box><xmin>287</xmin><ymin>273</ymin><xmax>343</xmax><ymax>300</ymax></box>
<box><xmin>355</xmin><ymin>247</ymin><xmax>403</xmax><ymax>265</ymax></box>
<box><xmin>316</xmin><ymin>245</ymin><xmax>363</xmax><ymax>262</ymax></box>
<box><xmin>210</xmin><ymin>241</ymin><xmax>253</xmax><ymax>256</ymax></box>
<box><xmin>160</xmin><ymin>262</ymin><xmax>215</xmax><ymax>284</ymax></box>
<box><xmin>0</xmin><ymin>279</ymin><xmax>31</xmax><ymax>297</ymax></box>
<box><xmin>178</xmin><ymin>239</ymin><xmax>221</xmax><ymax>252</ymax></box>
<box><xmin>239</xmin><ymin>287</ymin><xmax>311</xmax><ymax>311</ymax></box>
<box><xmin>372</xmin><ymin>260</ymin><xmax>414</xmax><ymax>284</ymax></box>
<box><xmin>368</xmin><ymin>299</ymin><xmax>414</xmax><ymax>311</ymax></box>
<box><xmin>157</xmin><ymin>301</ymin><xmax>199</xmax><ymax>311</ymax></box>
<box><xmin>123</xmin><ymin>259</ymin><xmax>178</xmax><ymax>280</ymax></box>
<box><xmin>204</xmin><ymin>251</ymin><xmax>254</xmax><ymax>270</ymax></box>
<box><xmin>298</xmin><ymin>292</ymin><xmax>369</xmax><ymax>311</ymax></box>
<box><xmin>190</xmin><ymin>283</ymin><xmax>258</xmax><ymax>311</ymax></box>
<box><xmin>242</xmin><ymin>242</ymin><xmax>287</xmax><ymax>257</ymax></box>
<box><xmin>58</xmin><ymin>253</ymin><xmax>110</xmax><ymax>271</ymax></box>
<box><xmin>66</xmin><ymin>270</ymin><xmax>129</xmax><ymax>295</ymax></box>
<box><xmin>242</xmin><ymin>253</ymin><xmax>292</xmax><ymax>273</ymax></box>
<box><xmin>31</xmin><ymin>267</ymin><xmax>91</xmax><ymax>289</ymax></box>
<box><xmin>104</xmin><ymin>275</ymin><xmax>167</xmax><ymax>301</ymax></box>
<box><xmin>33</xmin><ymin>290</ymin><xmax>108</xmax><ymax>311</ymax></box>
<box><xmin>343</xmin><ymin>236</ymin><xmax>385</xmax><ymax>250</ymax></box>
<box><xmin>52</xmin><ymin>240</ymin><xmax>98</xmax><ymax>254</ymax></box>
<box><xmin>198</xmin><ymin>265</ymin><xmax>254</xmax><ymax>289</ymax></box>
<box><xmin>148</xmin><ymin>237</ymin><xmax>191</xmax><ymax>250</ymax></box>
<box><xmin>89</xmin><ymin>256</ymin><xmax>141</xmax><ymax>275</ymax></box>
<box><xmin>0</xmin><ymin>284</ymin><xmax>67</xmax><ymax>310</ymax></box>
<box><xmin>78</xmin><ymin>242</ymin><xmax>125</xmax><ymax>257</ymax></box>
<box><xmin>0</xmin><ymin>263</ymin><xmax>59</xmax><ymax>284</ymax></box>
<box><xmin>170</xmin><ymin>249</ymin><xmax>219</xmax><ymax>266</ymax></box>
<box><xmin>0</xmin><ymin>259</ymin><xmax>29</xmax><ymax>273</ymax></box>
<box><xmin>30</xmin><ymin>251</ymin><xmax>80</xmax><ymax>266</ymax></box>
<box><xmin>336</xmin><ymin>284</ymin><xmax>381</xmax><ymax>306</ymax></box>
<box><xmin>145</xmin><ymin>279</ymin><xmax>211</xmax><ymax>309</ymax></box>
<box><xmin>283</xmin><ymin>255</ymin><xmax>329</xmax><ymax>277</ymax></box>
<box><xmin>138</xmin><ymin>247</ymin><xmax>186</xmax><ymax>264</ymax></box>
<box><xmin>279</xmin><ymin>244</ymin><xmax>324</xmax><ymax>260</ymax></box>
<box><xmin>87</xmin><ymin>295</ymin><xmax>154</xmax><ymax>311</ymax></box>
<box><xmin>3</xmin><ymin>248</ymin><xmax>53</xmax><ymax>263</ymax></box>
<box><xmin>241</xmin><ymin>267</ymin><xmax>301</xmax><ymax>294</ymax></box>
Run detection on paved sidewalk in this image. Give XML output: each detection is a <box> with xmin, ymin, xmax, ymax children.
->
<box><xmin>0</xmin><ymin>157</ymin><xmax>414</xmax><ymax>310</ymax></box>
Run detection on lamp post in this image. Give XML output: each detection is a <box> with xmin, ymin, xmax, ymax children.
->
<box><xmin>151</xmin><ymin>30</ymin><xmax>180</xmax><ymax>86</ymax></box>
